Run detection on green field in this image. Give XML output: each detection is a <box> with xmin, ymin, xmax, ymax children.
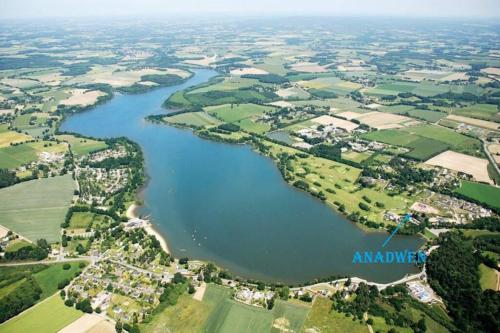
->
<box><xmin>164</xmin><ymin>111</ymin><xmax>222</xmax><ymax>128</ymax></box>
<box><xmin>143</xmin><ymin>284</ymin><xmax>310</xmax><ymax>333</ymax></box>
<box><xmin>454</xmin><ymin>104</ymin><xmax>500</xmax><ymax>122</ymax></box>
<box><xmin>68</xmin><ymin>211</ymin><xmax>109</xmax><ymax>230</ymax></box>
<box><xmin>254</xmin><ymin>57</ymin><xmax>289</xmax><ymax>76</ymax></box>
<box><xmin>302</xmin><ymin>297</ymin><xmax>368</xmax><ymax>333</ymax></box>
<box><xmin>0</xmin><ymin>294</ymin><xmax>82</xmax><ymax>333</ymax></box>
<box><xmin>479</xmin><ymin>264</ymin><xmax>498</xmax><ymax>291</ymax></box>
<box><xmin>454</xmin><ymin>180</ymin><xmax>500</xmax><ymax>209</ymax></box>
<box><xmin>4</xmin><ymin>239</ymin><xmax>32</xmax><ymax>252</ymax></box>
<box><xmin>0</xmin><ymin>175</ymin><xmax>75</xmax><ymax>242</ymax></box>
<box><xmin>55</xmin><ymin>134</ymin><xmax>107</xmax><ymax>156</ymax></box>
<box><xmin>141</xmin><ymin>294</ymin><xmax>212</xmax><ymax>333</ymax></box>
<box><xmin>0</xmin><ymin>140</ymin><xmax>68</xmax><ymax>169</ymax></box>
<box><xmin>405</xmin><ymin>109</ymin><xmax>448</xmax><ymax>122</ymax></box>
<box><xmin>365</xmin><ymin>81</ymin><xmax>449</xmax><ymax>97</ymax></box>
<box><xmin>33</xmin><ymin>262</ymin><xmax>86</xmax><ymax>299</ymax></box>
<box><xmin>362</xmin><ymin>124</ymin><xmax>482</xmax><ymax>160</ymax></box>
<box><xmin>206</xmin><ymin>103</ymin><xmax>275</xmax><ymax>123</ymax></box>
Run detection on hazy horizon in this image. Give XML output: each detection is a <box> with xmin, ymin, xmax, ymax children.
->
<box><xmin>1</xmin><ymin>0</ymin><xmax>499</xmax><ymax>19</ymax></box>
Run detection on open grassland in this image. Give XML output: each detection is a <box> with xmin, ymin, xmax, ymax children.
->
<box><xmin>0</xmin><ymin>140</ymin><xmax>68</xmax><ymax>169</ymax></box>
<box><xmin>206</xmin><ymin>103</ymin><xmax>275</xmax><ymax>123</ymax></box>
<box><xmin>302</xmin><ymin>297</ymin><xmax>369</xmax><ymax>333</ymax></box>
<box><xmin>56</xmin><ymin>134</ymin><xmax>107</xmax><ymax>156</ymax></box>
<box><xmin>454</xmin><ymin>180</ymin><xmax>500</xmax><ymax>209</ymax></box>
<box><xmin>164</xmin><ymin>111</ymin><xmax>222</xmax><ymax>128</ymax></box>
<box><xmin>0</xmin><ymin>130</ymin><xmax>32</xmax><ymax>148</ymax></box>
<box><xmin>479</xmin><ymin>264</ymin><xmax>499</xmax><ymax>291</ymax></box>
<box><xmin>454</xmin><ymin>103</ymin><xmax>500</xmax><ymax>122</ymax></box>
<box><xmin>0</xmin><ymin>294</ymin><xmax>82</xmax><ymax>333</ymax></box>
<box><xmin>0</xmin><ymin>175</ymin><xmax>75</xmax><ymax>242</ymax></box>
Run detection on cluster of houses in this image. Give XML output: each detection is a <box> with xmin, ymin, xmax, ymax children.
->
<box><xmin>234</xmin><ymin>287</ymin><xmax>275</xmax><ymax>307</ymax></box>
<box><xmin>75</xmin><ymin>166</ymin><xmax>129</xmax><ymax>205</ymax></box>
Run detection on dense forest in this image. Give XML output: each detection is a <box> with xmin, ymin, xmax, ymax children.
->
<box><xmin>427</xmin><ymin>232</ymin><xmax>500</xmax><ymax>333</ymax></box>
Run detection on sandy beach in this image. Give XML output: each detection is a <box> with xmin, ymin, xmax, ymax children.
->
<box><xmin>126</xmin><ymin>203</ymin><xmax>170</xmax><ymax>254</ymax></box>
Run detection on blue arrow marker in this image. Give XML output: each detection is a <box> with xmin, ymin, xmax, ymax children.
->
<box><xmin>382</xmin><ymin>213</ymin><xmax>411</xmax><ymax>248</ymax></box>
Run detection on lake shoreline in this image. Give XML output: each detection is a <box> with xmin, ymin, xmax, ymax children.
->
<box><xmin>126</xmin><ymin>203</ymin><xmax>170</xmax><ymax>254</ymax></box>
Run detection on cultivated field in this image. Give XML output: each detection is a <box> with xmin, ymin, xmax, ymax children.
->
<box><xmin>0</xmin><ymin>175</ymin><xmax>75</xmax><ymax>242</ymax></box>
<box><xmin>355</xmin><ymin>111</ymin><xmax>413</xmax><ymax>129</ymax></box>
<box><xmin>446</xmin><ymin>114</ymin><xmax>499</xmax><ymax>131</ymax></box>
<box><xmin>55</xmin><ymin>134</ymin><xmax>107</xmax><ymax>156</ymax></box>
<box><xmin>230</xmin><ymin>67</ymin><xmax>269</xmax><ymax>75</ymax></box>
<box><xmin>205</xmin><ymin>103</ymin><xmax>275</xmax><ymax>123</ymax></box>
<box><xmin>164</xmin><ymin>112</ymin><xmax>222</xmax><ymax>128</ymax></box>
<box><xmin>291</xmin><ymin>62</ymin><xmax>328</xmax><ymax>73</ymax></box>
<box><xmin>311</xmin><ymin>115</ymin><xmax>359</xmax><ymax>132</ymax></box>
<box><xmin>453</xmin><ymin>104</ymin><xmax>500</xmax><ymax>122</ymax></box>
<box><xmin>0</xmin><ymin>294</ymin><xmax>82</xmax><ymax>333</ymax></box>
<box><xmin>425</xmin><ymin>151</ymin><xmax>492</xmax><ymax>184</ymax></box>
<box><xmin>0</xmin><ymin>140</ymin><xmax>68</xmax><ymax>169</ymax></box>
<box><xmin>60</xmin><ymin>89</ymin><xmax>105</xmax><ymax>107</ymax></box>
<box><xmin>58</xmin><ymin>314</ymin><xmax>114</xmax><ymax>333</ymax></box>
<box><xmin>454</xmin><ymin>180</ymin><xmax>500</xmax><ymax>209</ymax></box>
<box><xmin>0</xmin><ymin>130</ymin><xmax>32</xmax><ymax>148</ymax></box>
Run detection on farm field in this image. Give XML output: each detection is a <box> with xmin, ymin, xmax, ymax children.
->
<box><xmin>141</xmin><ymin>294</ymin><xmax>212</xmax><ymax>333</ymax></box>
<box><xmin>405</xmin><ymin>109</ymin><xmax>448</xmax><ymax>122</ymax></box>
<box><xmin>0</xmin><ymin>140</ymin><xmax>68</xmax><ymax>169</ymax></box>
<box><xmin>426</xmin><ymin>151</ymin><xmax>492</xmax><ymax>184</ymax></box>
<box><xmin>205</xmin><ymin>103</ymin><xmax>275</xmax><ymax>123</ymax></box>
<box><xmin>0</xmin><ymin>294</ymin><xmax>82</xmax><ymax>333</ymax></box>
<box><xmin>454</xmin><ymin>180</ymin><xmax>500</xmax><ymax>209</ymax></box>
<box><xmin>254</xmin><ymin>56</ymin><xmax>289</xmax><ymax>76</ymax></box>
<box><xmin>453</xmin><ymin>104</ymin><xmax>500</xmax><ymax>122</ymax></box>
<box><xmin>144</xmin><ymin>284</ymin><xmax>310</xmax><ymax>333</ymax></box>
<box><xmin>297</xmin><ymin>76</ymin><xmax>362</xmax><ymax>95</ymax></box>
<box><xmin>0</xmin><ymin>175</ymin><xmax>75</xmax><ymax>242</ymax></box>
<box><xmin>362</xmin><ymin>124</ymin><xmax>482</xmax><ymax>160</ymax></box>
<box><xmin>0</xmin><ymin>130</ymin><xmax>31</xmax><ymax>148</ymax></box>
<box><xmin>364</xmin><ymin>81</ymin><xmax>449</xmax><ymax>97</ymax></box>
<box><xmin>164</xmin><ymin>111</ymin><xmax>222</xmax><ymax>128</ymax></box>
<box><xmin>55</xmin><ymin>134</ymin><xmax>107</xmax><ymax>156</ymax></box>
<box><xmin>446</xmin><ymin>114</ymin><xmax>499</xmax><ymax>130</ymax></box>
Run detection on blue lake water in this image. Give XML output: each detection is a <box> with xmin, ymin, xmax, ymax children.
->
<box><xmin>61</xmin><ymin>69</ymin><xmax>423</xmax><ymax>284</ymax></box>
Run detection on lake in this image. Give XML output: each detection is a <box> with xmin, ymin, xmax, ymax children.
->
<box><xmin>61</xmin><ymin>69</ymin><xmax>423</xmax><ymax>284</ymax></box>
